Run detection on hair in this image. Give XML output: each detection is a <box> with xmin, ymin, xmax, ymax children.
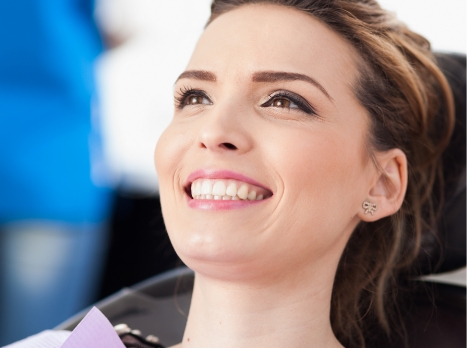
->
<box><xmin>207</xmin><ymin>1</ymin><xmax>455</xmax><ymax>347</ymax></box>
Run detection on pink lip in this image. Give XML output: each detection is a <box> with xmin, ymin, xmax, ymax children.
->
<box><xmin>185</xmin><ymin>169</ymin><xmax>272</xmax><ymax>210</ymax></box>
<box><xmin>188</xmin><ymin>198</ymin><xmax>265</xmax><ymax>210</ymax></box>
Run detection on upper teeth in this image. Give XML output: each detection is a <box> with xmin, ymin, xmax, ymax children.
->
<box><xmin>190</xmin><ymin>179</ymin><xmax>267</xmax><ymax>201</ymax></box>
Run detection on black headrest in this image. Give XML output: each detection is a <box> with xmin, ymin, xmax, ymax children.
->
<box><xmin>432</xmin><ymin>53</ymin><xmax>466</xmax><ymax>273</ymax></box>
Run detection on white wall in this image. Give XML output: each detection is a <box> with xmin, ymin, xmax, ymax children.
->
<box><xmin>95</xmin><ymin>0</ymin><xmax>466</xmax><ymax>193</ymax></box>
<box><xmin>96</xmin><ymin>0</ymin><xmax>212</xmax><ymax>192</ymax></box>
<box><xmin>378</xmin><ymin>0</ymin><xmax>466</xmax><ymax>54</ymax></box>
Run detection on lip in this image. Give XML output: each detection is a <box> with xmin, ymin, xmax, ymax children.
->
<box><xmin>185</xmin><ymin>169</ymin><xmax>273</xmax><ymax>210</ymax></box>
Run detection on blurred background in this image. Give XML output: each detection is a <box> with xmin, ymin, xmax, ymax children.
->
<box><xmin>0</xmin><ymin>0</ymin><xmax>464</xmax><ymax>345</ymax></box>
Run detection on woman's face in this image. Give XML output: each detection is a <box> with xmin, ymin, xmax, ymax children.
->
<box><xmin>155</xmin><ymin>4</ymin><xmax>376</xmax><ymax>282</ymax></box>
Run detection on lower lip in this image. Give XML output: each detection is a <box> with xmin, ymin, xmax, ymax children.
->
<box><xmin>187</xmin><ymin>196</ymin><xmax>266</xmax><ymax>210</ymax></box>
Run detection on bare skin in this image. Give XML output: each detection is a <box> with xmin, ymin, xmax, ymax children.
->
<box><xmin>156</xmin><ymin>4</ymin><xmax>407</xmax><ymax>348</ymax></box>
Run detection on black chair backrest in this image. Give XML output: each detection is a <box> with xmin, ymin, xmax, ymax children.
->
<box><xmin>434</xmin><ymin>53</ymin><xmax>466</xmax><ymax>274</ymax></box>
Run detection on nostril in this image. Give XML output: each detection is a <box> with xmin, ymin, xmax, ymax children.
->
<box><xmin>222</xmin><ymin>142</ymin><xmax>237</xmax><ymax>150</ymax></box>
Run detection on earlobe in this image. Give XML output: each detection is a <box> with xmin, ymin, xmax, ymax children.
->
<box><xmin>358</xmin><ymin>149</ymin><xmax>408</xmax><ymax>222</ymax></box>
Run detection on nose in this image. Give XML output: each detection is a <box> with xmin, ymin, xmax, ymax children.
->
<box><xmin>196</xmin><ymin>105</ymin><xmax>253</xmax><ymax>154</ymax></box>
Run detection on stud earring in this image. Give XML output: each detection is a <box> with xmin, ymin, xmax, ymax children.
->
<box><xmin>363</xmin><ymin>201</ymin><xmax>377</xmax><ymax>215</ymax></box>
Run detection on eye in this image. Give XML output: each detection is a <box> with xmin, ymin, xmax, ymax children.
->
<box><xmin>261</xmin><ymin>91</ymin><xmax>316</xmax><ymax>115</ymax></box>
<box><xmin>270</xmin><ymin>97</ymin><xmax>295</xmax><ymax>109</ymax></box>
<box><xmin>185</xmin><ymin>95</ymin><xmax>211</xmax><ymax>105</ymax></box>
<box><xmin>175</xmin><ymin>87</ymin><xmax>212</xmax><ymax>109</ymax></box>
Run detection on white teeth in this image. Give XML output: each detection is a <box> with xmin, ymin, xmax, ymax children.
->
<box><xmin>195</xmin><ymin>181</ymin><xmax>202</xmax><ymax>196</ymax></box>
<box><xmin>231</xmin><ymin>196</ymin><xmax>239</xmax><ymax>200</ymax></box>
<box><xmin>190</xmin><ymin>179</ymin><xmax>269</xmax><ymax>201</ymax></box>
<box><xmin>237</xmin><ymin>184</ymin><xmax>248</xmax><ymax>200</ymax></box>
<box><xmin>212</xmin><ymin>181</ymin><xmax>226</xmax><ymax>196</ymax></box>
<box><xmin>191</xmin><ymin>181</ymin><xmax>200</xmax><ymax>197</ymax></box>
<box><xmin>226</xmin><ymin>182</ymin><xmax>237</xmax><ymax>197</ymax></box>
<box><xmin>201</xmin><ymin>181</ymin><xmax>212</xmax><ymax>195</ymax></box>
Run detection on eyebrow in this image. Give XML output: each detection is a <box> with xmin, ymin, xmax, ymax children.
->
<box><xmin>176</xmin><ymin>69</ymin><xmax>333</xmax><ymax>101</ymax></box>
<box><xmin>252</xmin><ymin>71</ymin><xmax>333</xmax><ymax>101</ymax></box>
<box><xmin>176</xmin><ymin>70</ymin><xmax>216</xmax><ymax>83</ymax></box>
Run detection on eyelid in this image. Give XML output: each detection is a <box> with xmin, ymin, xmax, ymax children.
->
<box><xmin>261</xmin><ymin>90</ymin><xmax>317</xmax><ymax>116</ymax></box>
<box><xmin>174</xmin><ymin>86</ymin><xmax>212</xmax><ymax>109</ymax></box>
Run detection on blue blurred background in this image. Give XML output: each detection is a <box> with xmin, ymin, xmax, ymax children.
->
<box><xmin>0</xmin><ymin>0</ymin><xmax>464</xmax><ymax>345</ymax></box>
<box><xmin>0</xmin><ymin>0</ymin><xmax>112</xmax><ymax>345</ymax></box>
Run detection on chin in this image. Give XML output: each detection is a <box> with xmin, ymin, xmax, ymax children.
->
<box><xmin>169</xmin><ymin>229</ymin><xmax>261</xmax><ymax>279</ymax></box>
<box><xmin>173</xmin><ymin>232</ymin><xmax>245</xmax><ymax>261</ymax></box>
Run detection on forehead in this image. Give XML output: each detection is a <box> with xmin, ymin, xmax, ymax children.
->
<box><xmin>187</xmin><ymin>4</ymin><xmax>360</xmax><ymax>92</ymax></box>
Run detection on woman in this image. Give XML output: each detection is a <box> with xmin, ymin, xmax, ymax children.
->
<box><xmin>155</xmin><ymin>1</ymin><xmax>454</xmax><ymax>347</ymax></box>
<box><xmin>5</xmin><ymin>0</ymin><xmax>456</xmax><ymax>347</ymax></box>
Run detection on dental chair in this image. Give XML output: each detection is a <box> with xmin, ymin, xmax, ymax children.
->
<box><xmin>56</xmin><ymin>267</ymin><xmax>193</xmax><ymax>346</ymax></box>
<box><xmin>56</xmin><ymin>52</ymin><xmax>466</xmax><ymax>348</ymax></box>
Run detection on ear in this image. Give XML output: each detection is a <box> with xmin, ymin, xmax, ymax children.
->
<box><xmin>358</xmin><ymin>149</ymin><xmax>408</xmax><ymax>222</ymax></box>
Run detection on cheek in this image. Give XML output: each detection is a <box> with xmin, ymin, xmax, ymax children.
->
<box><xmin>266</xmin><ymin>126</ymin><xmax>366</xmax><ymax>252</ymax></box>
<box><xmin>155</xmin><ymin>121</ymin><xmax>189</xmax><ymax>222</ymax></box>
<box><xmin>276</xmin><ymin>127</ymin><xmax>364</xmax><ymax>199</ymax></box>
<box><xmin>155</xmin><ymin>121</ymin><xmax>190</xmax><ymax>184</ymax></box>
<box><xmin>155</xmin><ymin>120</ymin><xmax>211</xmax><ymax>256</ymax></box>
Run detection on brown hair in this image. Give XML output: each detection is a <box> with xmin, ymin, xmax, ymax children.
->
<box><xmin>208</xmin><ymin>1</ymin><xmax>455</xmax><ymax>347</ymax></box>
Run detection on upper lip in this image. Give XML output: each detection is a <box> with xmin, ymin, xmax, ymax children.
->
<box><xmin>185</xmin><ymin>168</ymin><xmax>273</xmax><ymax>194</ymax></box>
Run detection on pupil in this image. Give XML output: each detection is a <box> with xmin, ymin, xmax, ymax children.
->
<box><xmin>274</xmin><ymin>98</ymin><xmax>289</xmax><ymax>107</ymax></box>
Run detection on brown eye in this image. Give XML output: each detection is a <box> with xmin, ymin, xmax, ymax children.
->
<box><xmin>271</xmin><ymin>97</ymin><xmax>291</xmax><ymax>108</ymax></box>
<box><xmin>260</xmin><ymin>91</ymin><xmax>317</xmax><ymax>115</ymax></box>
<box><xmin>186</xmin><ymin>95</ymin><xmax>211</xmax><ymax>105</ymax></box>
<box><xmin>175</xmin><ymin>88</ymin><xmax>212</xmax><ymax>109</ymax></box>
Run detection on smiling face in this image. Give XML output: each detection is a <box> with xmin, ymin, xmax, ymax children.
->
<box><xmin>155</xmin><ymin>4</ymin><xmax>377</xmax><ymax>283</ymax></box>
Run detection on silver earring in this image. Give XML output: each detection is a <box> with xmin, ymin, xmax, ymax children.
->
<box><xmin>363</xmin><ymin>201</ymin><xmax>377</xmax><ymax>215</ymax></box>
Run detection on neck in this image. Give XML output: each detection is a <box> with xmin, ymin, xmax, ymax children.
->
<box><xmin>177</xmin><ymin>266</ymin><xmax>343</xmax><ymax>348</ymax></box>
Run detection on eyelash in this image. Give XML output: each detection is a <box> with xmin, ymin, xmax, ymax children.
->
<box><xmin>174</xmin><ymin>87</ymin><xmax>317</xmax><ymax>116</ymax></box>
<box><xmin>261</xmin><ymin>91</ymin><xmax>316</xmax><ymax>115</ymax></box>
<box><xmin>174</xmin><ymin>86</ymin><xmax>211</xmax><ymax>109</ymax></box>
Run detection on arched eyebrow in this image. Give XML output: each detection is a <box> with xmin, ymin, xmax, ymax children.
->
<box><xmin>176</xmin><ymin>70</ymin><xmax>216</xmax><ymax>83</ymax></box>
<box><xmin>252</xmin><ymin>71</ymin><xmax>333</xmax><ymax>101</ymax></box>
